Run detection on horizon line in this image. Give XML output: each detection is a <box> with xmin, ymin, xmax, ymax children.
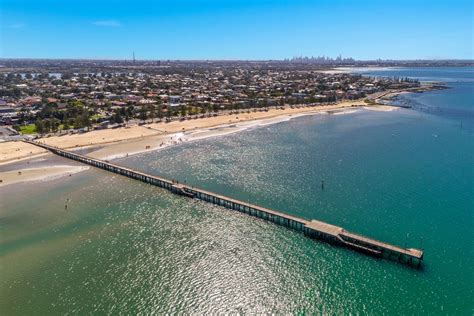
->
<box><xmin>1</xmin><ymin>57</ymin><xmax>473</xmax><ymax>62</ymax></box>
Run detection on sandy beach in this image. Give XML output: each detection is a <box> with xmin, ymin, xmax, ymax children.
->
<box><xmin>85</xmin><ymin>101</ymin><xmax>386</xmax><ymax>161</ymax></box>
<box><xmin>363</xmin><ymin>105</ymin><xmax>398</xmax><ymax>112</ymax></box>
<box><xmin>0</xmin><ymin>165</ymin><xmax>89</xmax><ymax>187</ymax></box>
<box><xmin>40</xmin><ymin>125</ymin><xmax>160</xmax><ymax>149</ymax></box>
<box><xmin>0</xmin><ymin>101</ymin><xmax>366</xmax><ymax>163</ymax></box>
<box><xmin>0</xmin><ymin>141</ymin><xmax>49</xmax><ymax>165</ymax></box>
<box><xmin>145</xmin><ymin>101</ymin><xmax>364</xmax><ymax>133</ymax></box>
<box><xmin>0</xmin><ymin>101</ymin><xmax>396</xmax><ymax>185</ymax></box>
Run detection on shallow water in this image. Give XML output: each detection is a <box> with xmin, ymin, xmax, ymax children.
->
<box><xmin>1</xmin><ymin>67</ymin><xmax>473</xmax><ymax>314</ymax></box>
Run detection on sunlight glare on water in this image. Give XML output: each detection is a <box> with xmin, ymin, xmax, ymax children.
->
<box><xmin>1</xmin><ymin>67</ymin><xmax>473</xmax><ymax>314</ymax></box>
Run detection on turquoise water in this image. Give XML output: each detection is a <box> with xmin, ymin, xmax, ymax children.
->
<box><xmin>1</xmin><ymin>67</ymin><xmax>473</xmax><ymax>314</ymax></box>
<box><xmin>360</xmin><ymin>67</ymin><xmax>474</xmax><ymax>128</ymax></box>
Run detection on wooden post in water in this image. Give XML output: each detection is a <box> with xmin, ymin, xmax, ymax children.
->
<box><xmin>24</xmin><ymin>139</ymin><xmax>425</xmax><ymax>268</ymax></box>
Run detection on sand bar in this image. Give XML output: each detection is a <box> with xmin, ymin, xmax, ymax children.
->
<box><xmin>0</xmin><ymin>165</ymin><xmax>89</xmax><ymax>187</ymax></box>
<box><xmin>363</xmin><ymin>105</ymin><xmax>399</xmax><ymax>112</ymax></box>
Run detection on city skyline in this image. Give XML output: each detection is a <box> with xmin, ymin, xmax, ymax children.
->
<box><xmin>1</xmin><ymin>1</ymin><xmax>473</xmax><ymax>313</ymax></box>
<box><xmin>1</xmin><ymin>0</ymin><xmax>473</xmax><ymax>60</ymax></box>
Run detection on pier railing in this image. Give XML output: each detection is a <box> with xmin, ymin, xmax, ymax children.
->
<box><xmin>24</xmin><ymin>140</ymin><xmax>424</xmax><ymax>267</ymax></box>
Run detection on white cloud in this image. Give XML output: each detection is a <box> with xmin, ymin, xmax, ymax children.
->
<box><xmin>92</xmin><ymin>20</ymin><xmax>121</xmax><ymax>27</ymax></box>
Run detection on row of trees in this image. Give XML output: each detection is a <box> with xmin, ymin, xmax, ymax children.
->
<box><xmin>109</xmin><ymin>94</ymin><xmax>339</xmax><ymax>123</ymax></box>
<box><xmin>14</xmin><ymin>100</ymin><xmax>94</xmax><ymax>134</ymax></box>
<box><xmin>13</xmin><ymin>92</ymin><xmax>340</xmax><ymax>134</ymax></box>
<box><xmin>25</xmin><ymin>112</ymin><xmax>92</xmax><ymax>134</ymax></box>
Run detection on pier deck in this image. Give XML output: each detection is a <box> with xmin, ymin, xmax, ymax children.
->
<box><xmin>24</xmin><ymin>140</ymin><xmax>424</xmax><ymax>267</ymax></box>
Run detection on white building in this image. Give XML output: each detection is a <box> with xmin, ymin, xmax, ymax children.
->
<box><xmin>169</xmin><ymin>95</ymin><xmax>182</xmax><ymax>107</ymax></box>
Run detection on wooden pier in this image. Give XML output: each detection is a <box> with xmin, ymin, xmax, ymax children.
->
<box><xmin>25</xmin><ymin>140</ymin><xmax>424</xmax><ymax>267</ymax></box>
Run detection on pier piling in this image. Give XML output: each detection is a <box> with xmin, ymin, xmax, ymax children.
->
<box><xmin>24</xmin><ymin>140</ymin><xmax>424</xmax><ymax>268</ymax></box>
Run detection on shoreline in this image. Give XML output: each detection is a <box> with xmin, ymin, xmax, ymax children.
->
<box><xmin>87</xmin><ymin>106</ymin><xmax>373</xmax><ymax>161</ymax></box>
<box><xmin>1</xmin><ymin>100</ymin><xmax>372</xmax><ymax>163</ymax></box>
<box><xmin>0</xmin><ymin>165</ymin><xmax>89</xmax><ymax>187</ymax></box>
<box><xmin>0</xmin><ymin>102</ymin><xmax>399</xmax><ymax>186</ymax></box>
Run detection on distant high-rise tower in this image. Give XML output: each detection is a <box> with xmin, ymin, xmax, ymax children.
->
<box><xmin>133</xmin><ymin>52</ymin><xmax>136</xmax><ymax>64</ymax></box>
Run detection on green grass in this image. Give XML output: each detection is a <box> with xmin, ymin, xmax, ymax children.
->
<box><xmin>19</xmin><ymin>124</ymin><xmax>37</xmax><ymax>134</ymax></box>
<box><xmin>91</xmin><ymin>114</ymin><xmax>104</xmax><ymax>121</ymax></box>
<box><xmin>58</xmin><ymin>124</ymin><xmax>73</xmax><ymax>130</ymax></box>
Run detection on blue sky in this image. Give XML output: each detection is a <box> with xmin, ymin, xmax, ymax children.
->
<box><xmin>1</xmin><ymin>0</ymin><xmax>473</xmax><ymax>60</ymax></box>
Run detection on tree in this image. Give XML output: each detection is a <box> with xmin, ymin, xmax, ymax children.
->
<box><xmin>74</xmin><ymin>115</ymin><xmax>82</xmax><ymax>129</ymax></box>
<box><xmin>50</xmin><ymin>118</ymin><xmax>60</xmax><ymax>132</ymax></box>
<box><xmin>73</xmin><ymin>112</ymin><xmax>91</xmax><ymax>129</ymax></box>
<box><xmin>125</xmin><ymin>105</ymin><xmax>134</xmax><ymax>122</ymax></box>
<box><xmin>180</xmin><ymin>105</ymin><xmax>186</xmax><ymax>117</ymax></box>
<box><xmin>112</xmin><ymin>111</ymin><xmax>124</xmax><ymax>124</ymax></box>
<box><xmin>139</xmin><ymin>106</ymin><xmax>148</xmax><ymax>121</ymax></box>
<box><xmin>38</xmin><ymin>73</ymin><xmax>50</xmax><ymax>80</ymax></box>
<box><xmin>43</xmin><ymin>119</ymin><xmax>51</xmax><ymax>133</ymax></box>
<box><xmin>82</xmin><ymin>112</ymin><xmax>91</xmax><ymax>127</ymax></box>
<box><xmin>148</xmin><ymin>104</ymin><xmax>156</xmax><ymax>122</ymax></box>
<box><xmin>165</xmin><ymin>108</ymin><xmax>172</xmax><ymax>119</ymax></box>
<box><xmin>157</xmin><ymin>105</ymin><xmax>163</xmax><ymax>120</ymax></box>
<box><xmin>62</xmin><ymin>72</ymin><xmax>73</xmax><ymax>80</ymax></box>
<box><xmin>18</xmin><ymin>107</ymin><xmax>29</xmax><ymax>124</ymax></box>
<box><xmin>36</xmin><ymin>120</ymin><xmax>46</xmax><ymax>135</ymax></box>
